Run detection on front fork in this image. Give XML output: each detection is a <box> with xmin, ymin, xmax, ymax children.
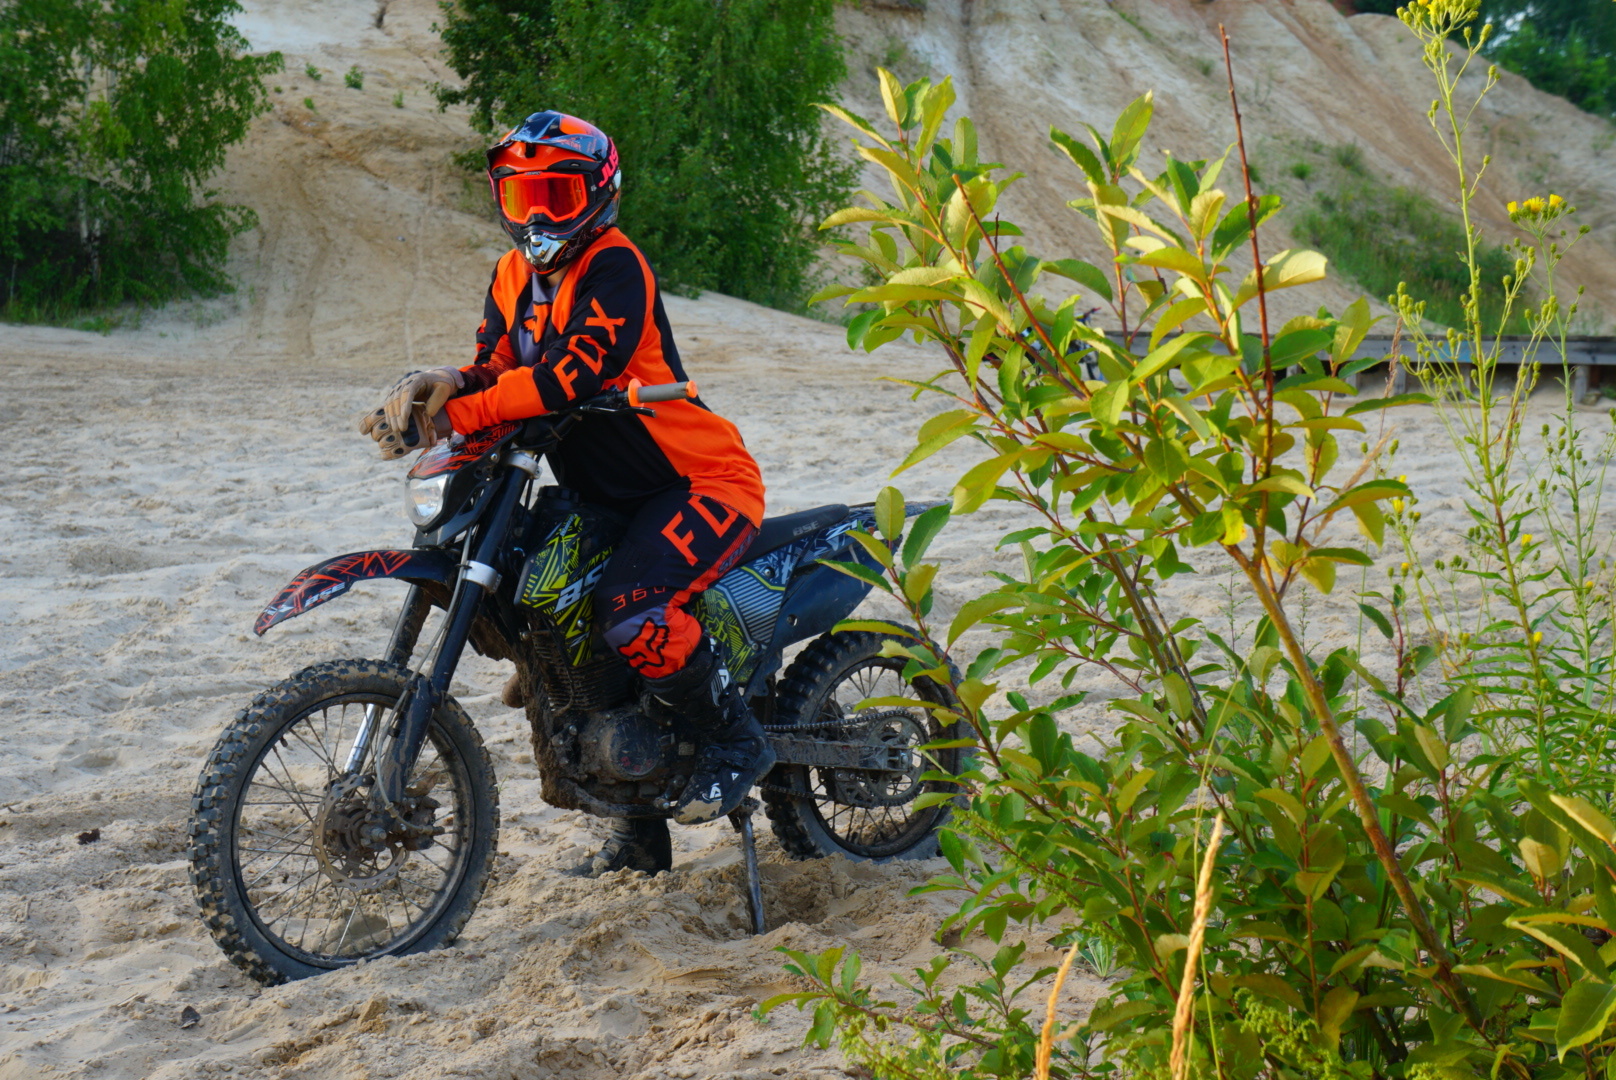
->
<box><xmin>355</xmin><ymin>451</ymin><xmax>540</xmax><ymax>805</ymax></box>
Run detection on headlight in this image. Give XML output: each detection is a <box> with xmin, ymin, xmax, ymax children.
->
<box><xmin>405</xmin><ymin>473</ymin><xmax>449</xmax><ymax>527</ymax></box>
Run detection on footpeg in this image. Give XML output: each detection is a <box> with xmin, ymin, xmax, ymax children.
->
<box><xmin>729</xmin><ymin>797</ymin><xmax>765</xmax><ymax>935</ymax></box>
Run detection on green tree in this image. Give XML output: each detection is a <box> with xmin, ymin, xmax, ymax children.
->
<box><xmin>435</xmin><ymin>0</ymin><xmax>855</xmax><ymax>310</ymax></box>
<box><xmin>1352</xmin><ymin>0</ymin><xmax>1616</xmax><ymax>117</ymax></box>
<box><xmin>0</xmin><ymin>0</ymin><xmax>281</xmax><ymax>320</ymax></box>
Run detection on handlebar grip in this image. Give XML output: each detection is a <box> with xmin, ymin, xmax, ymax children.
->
<box><xmin>627</xmin><ymin>379</ymin><xmax>698</xmax><ymax>407</ymax></box>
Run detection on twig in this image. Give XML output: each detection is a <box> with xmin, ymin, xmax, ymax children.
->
<box><xmin>1220</xmin><ymin>27</ymin><xmax>1271</xmax><ymax>381</ymax></box>
<box><xmin>1170</xmin><ymin>815</ymin><xmax>1224</xmax><ymax>1080</ymax></box>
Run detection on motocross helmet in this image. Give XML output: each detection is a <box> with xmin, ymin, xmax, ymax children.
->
<box><xmin>486</xmin><ymin>111</ymin><xmax>621</xmax><ymax>274</ymax></box>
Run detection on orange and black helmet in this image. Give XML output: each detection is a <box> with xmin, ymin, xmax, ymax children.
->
<box><xmin>486</xmin><ymin>111</ymin><xmax>621</xmax><ymax>273</ymax></box>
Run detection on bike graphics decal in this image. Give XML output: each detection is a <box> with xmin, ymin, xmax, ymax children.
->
<box><xmin>407</xmin><ymin>422</ymin><xmax>520</xmax><ymax>479</ymax></box>
<box><xmin>516</xmin><ymin>513</ymin><xmax>614</xmax><ymax>664</ymax></box>
<box><xmin>254</xmin><ymin>549</ymin><xmax>451</xmax><ymax>635</ymax></box>
<box><xmin>699</xmin><ymin>532</ymin><xmax>825</xmax><ymax>683</ymax></box>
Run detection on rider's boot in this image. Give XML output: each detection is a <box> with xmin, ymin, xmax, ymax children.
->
<box><xmin>647</xmin><ymin>640</ymin><xmax>777</xmax><ymax>825</ymax></box>
<box><xmin>566</xmin><ymin>817</ymin><xmax>672</xmax><ymax>877</ymax></box>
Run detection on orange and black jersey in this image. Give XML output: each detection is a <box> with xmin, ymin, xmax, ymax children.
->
<box><xmin>443</xmin><ymin>229</ymin><xmax>764</xmax><ymax>524</ymax></box>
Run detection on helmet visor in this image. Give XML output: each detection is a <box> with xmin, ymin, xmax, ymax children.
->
<box><xmin>497</xmin><ymin>172</ymin><xmax>587</xmax><ymax>224</ymax></box>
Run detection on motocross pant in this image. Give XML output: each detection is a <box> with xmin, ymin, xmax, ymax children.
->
<box><xmin>595</xmin><ymin>488</ymin><xmax>757</xmax><ymax>679</ymax></box>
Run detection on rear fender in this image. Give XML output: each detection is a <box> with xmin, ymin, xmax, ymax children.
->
<box><xmin>254</xmin><ymin>549</ymin><xmax>458</xmax><ymax>636</ymax></box>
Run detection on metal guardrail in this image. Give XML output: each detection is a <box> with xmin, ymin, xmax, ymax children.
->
<box><xmin>1099</xmin><ymin>332</ymin><xmax>1616</xmax><ymax>401</ymax></box>
<box><xmin>1350</xmin><ymin>335</ymin><xmax>1616</xmax><ymax>399</ymax></box>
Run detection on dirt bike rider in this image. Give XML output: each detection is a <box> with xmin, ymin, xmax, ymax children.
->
<box><xmin>357</xmin><ymin>111</ymin><xmax>774</xmax><ymax>876</ymax></box>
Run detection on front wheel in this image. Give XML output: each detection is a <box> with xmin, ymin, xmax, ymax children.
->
<box><xmin>762</xmin><ymin>630</ymin><xmax>966</xmax><ymax>862</ymax></box>
<box><xmin>189</xmin><ymin>659</ymin><xmax>498</xmax><ymax>984</ymax></box>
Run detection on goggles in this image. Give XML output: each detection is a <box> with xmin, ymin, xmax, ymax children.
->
<box><xmin>496</xmin><ymin>171</ymin><xmax>587</xmax><ymax>224</ymax></box>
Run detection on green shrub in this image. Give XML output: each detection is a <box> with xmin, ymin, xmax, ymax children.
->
<box><xmin>344</xmin><ymin>65</ymin><xmax>363</xmax><ymax>90</ymax></box>
<box><xmin>761</xmin><ymin>5</ymin><xmax>1616</xmax><ymax>1073</ymax></box>
<box><xmin>434</xmin><ymin>0</ymin><xmax>856</xmax><ymax>310</ymax></box>
<box><xmin>0</xmin><ymin>0</ymin><xmax>280</xmax><ymax>320</ymax></box>
<box><xmin>305</xmin><ymin>62</ymin><xmax>321</xmax><ymax>79</ymax></box>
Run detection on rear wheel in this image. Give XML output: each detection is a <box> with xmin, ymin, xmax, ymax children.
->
<box><xmin>762</xmin><ymin>630</ymin><xmax>965</xmax><ymax>862</ymax></box>
<box><xmin>189</xmin><ymin>659</ymin><xmax>498</xmax><ymax>984</ymax></box>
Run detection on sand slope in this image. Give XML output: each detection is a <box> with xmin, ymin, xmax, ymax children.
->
<box><xmin>834</xmin><ymin>0</ymin><xmax>1616</xmax><ymax>327</ymax></box>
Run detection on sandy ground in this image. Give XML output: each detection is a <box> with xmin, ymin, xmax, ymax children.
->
<box><xmin>4</xmin><ymin>1</ymin><xmax>1615</xmax><ymax>1077</ymax></box>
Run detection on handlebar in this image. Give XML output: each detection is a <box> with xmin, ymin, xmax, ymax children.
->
<box><xmin>401</xmin><ymin>380</ymin><xmax>695</xmax><ymax>450</ymax></box>
<box><xmin>627</xmin><ymin>379</ymin><xmax>697</xmax><ymax>406</ymax></box>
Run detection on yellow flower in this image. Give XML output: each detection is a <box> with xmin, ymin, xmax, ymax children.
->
<box><xmin>1401</xmin><ymin>561</ymin><xmax>1411</xmax><ymax>571</ymax></box>
<box><xmin>1532</xmin><ymin>631</ymin><xmax>1544</xmax><ymax>644</ymax></box>
<box><xmin>1510</xmin><ymin>193</ymin><xmax>1571</xmax><ymax>226</ymax></box>
<box><xmin>1397</xmin><ymin>474</ymin><xmax>1408</xmax><ymax>483</ymax></box>
<box><xmin>1522</xmin><ymin>533</ymin><xmax>1533</xmax><ymax>545</ymax></box>
<box><xmin>1392</xmin><ymin>498</ymin><xmax>1405</xmax><ymax>512</ymax></box>
<box><xmin>1399</xmin><ymin>0</ymin><xmax>1480</xmax><ymax>34</ymax></box>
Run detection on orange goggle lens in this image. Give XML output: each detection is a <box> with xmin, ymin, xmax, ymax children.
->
<box><xmin>497</xmin><ymin>172</ymin><xmax>587</xmax><ymax>223</ymax></box>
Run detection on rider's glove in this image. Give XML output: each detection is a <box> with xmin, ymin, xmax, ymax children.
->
<box><xmin>357</xmin><ymin>367</ymin><xmax>464</xmax><ymax>459</ymax></box>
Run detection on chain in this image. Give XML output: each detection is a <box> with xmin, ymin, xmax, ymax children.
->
<box><xmin>763</xmin><ymin>707</ymin><xmax>921</xmax><ymax>734</ymax></box>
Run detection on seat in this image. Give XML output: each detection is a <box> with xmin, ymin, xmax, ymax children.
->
<box><xmin>747</xmin><ymin>504</ymin><xmax>850</xmax><ymax>559</ymax></box>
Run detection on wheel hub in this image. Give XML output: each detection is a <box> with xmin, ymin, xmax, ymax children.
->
<box><xmin>313</xmin><ymin>772</ymin><xmax>445</xmax><ymax>889</ymax></box>
<box><xmin>825</xmin><ymin>708</ymin><xmax>929</xmax><ymax>808</ymax></box>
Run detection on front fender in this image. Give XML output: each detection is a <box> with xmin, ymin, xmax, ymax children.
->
<box><xmin>254</xmin><ymin>549</ymin><xmax>458</xmax><ymax>636</ymax></box>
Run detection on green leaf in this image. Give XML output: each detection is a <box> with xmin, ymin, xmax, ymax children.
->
<box><xmin>1131</xmin><ymin>245</ymin><xmax>1207</xmax><ymax>280</ymax></box>
<box><xmin>902</xmin><ymin>562</ymin><xmax>938</xmax><ymax>606</ymax></box>
<box><xmin>1133</xmin><ymin>331</ymin><xmax>1211</xmax><ymax>384</ymax></box>
<box><xmin>1232</xmin><ymin>973</ymin><xmax>1307</xmax><ymax>1012</ymax></box>
<box><xmin>1559</xmin><ymin>978</ymin><xmax>1616</xmax><ymax>1060</ymax></box>
<box><xmin>1553</xmin><ymin>794</ymin><xmax>1616</xmax><ymax>846</ymax></box>
<box><xmin>821</xmin><ymin>559</ymin><xmax>892</xmax><ymax>592</ymax></box>
<box><xmin>1358</xmin><ymin>602</ymin><xmax>1394</xmax><ymax>639</ymax></box>
<box><xmin>821</xmin><ymin>206</ymin><xmax>902</xmax><ymax>229</ymax></box>
<box><xmin>1508</xmin><ymin>916</ymin><xmax>1609</xmax><ymax>978</ymax></box>
<box><xmin>875</xmin><ymin>486</ymin><xmax>905</xmax><ymax>542</ymax></box>
<box><xmin>877</xmin><ymin>67</ymin><xmax>906</xmax><ymax>126</ymax></box>
<box><xmin>1342</xmin><ymin>392</ymin><xmax>1434</xmax><ymax>416</ymax></box>
<box><xmin>807</xmin><ymin>283</ymin><xmax>858</xmax><ymax>305</ymax></box>
<box><xmin>1090</xmin><ymin>379</ymin><xmax>1131</xmax><ymax>427</ymax></box>
<box><xmin>1044</xmin><ymin>257</ymin><xmax>1113</xmax><ymax>301</ymax></box>
<box><xmin>948</xmin><ymin>593</ymin><xmax>1024</xmax><ymax>644</ymax></box>
<box><xmin>1108</xmin><ymin>90</ymin><xmax>1153</xmax><ymax>171</ymax></box>
<box><xmin>849</xmin><ymin>283</ymin><xmax>957</xmax><ymax>305</ymax></box>
<box><xmin>1050</xmin><ymin>127</ymin><xmax>1105</xmax><ymax>184</ymax></box>
<box><xmin>1317</xmin><ymin>986</ymin><xmax>1359</xmax><ymax>1047</ymax></box>
<box><xmin>952</xmin><ymin>451</ymin><xmax>1021</xmax><ymax>514</ymax></box>
<box><xmin>903</xmin><ymin>503</ymin><xmax>951</xmax><ymax>566</ymax></box>
<box><xmin>846</xmin><ymin>309</ymin><xmax>879</xmax><ymax>350</ymax></box>
<box><xmin>898</xmin><ymin>410</ymin><xmax>977</xmax><ymax>474</ymax></box>
<box><xmin>849</xmin><ymin>529</ymin><xmax>895</xmax><ymax>569</ymax></box>
<box><xmin>1232</xmin><ymin>248</ymin><xmax>1329</xmax><ymax>310</ymax></box>
<box><xmin>1309</xmin><ymin>546</ymin><xmax>1373</xmax><ymax>566</ymax></box>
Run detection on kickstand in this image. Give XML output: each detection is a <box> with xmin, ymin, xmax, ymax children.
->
<box><xmin>728</xmin><ymin>797</ymin><xmax>765</xmax><ymax>935</ymax></box>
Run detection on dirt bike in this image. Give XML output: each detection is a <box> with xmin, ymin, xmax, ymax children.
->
<box><xmin>188</xmin><ymin>380</ymin><xmax>964</xmax><ymax>984</ymax></box>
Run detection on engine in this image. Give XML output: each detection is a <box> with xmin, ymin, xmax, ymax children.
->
<box><xmin>578</xmin><ymin>705</ymin><xmax>673</xmax><ymax>783</ymax></box>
